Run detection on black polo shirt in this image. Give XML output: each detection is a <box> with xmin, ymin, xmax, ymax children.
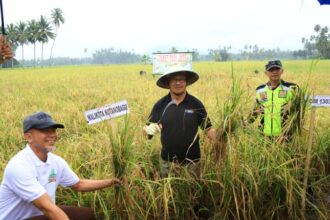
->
<box><xmin>148</xmin><ymin>93</ymin><xmax>212</xmax><ymax>163</ymax></box>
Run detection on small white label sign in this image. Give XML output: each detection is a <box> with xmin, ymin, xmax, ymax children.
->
<box><xmin>310</xmin><ymin>95</ymin><xmax>330</xmax><ymax>107</ymax></box>
<box><xmin>85</xmin><ymin>100</ymin><xmax>130</xmax><ymax>124</ymax></box>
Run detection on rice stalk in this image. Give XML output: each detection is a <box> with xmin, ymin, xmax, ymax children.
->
<box><xmin>109</xmin><ymin>117</ymin><xmax>135</xmax><ymax>219</ymax></box>
<box><xmin>214</xmin><ymin>63</ymin><xmax>246</xmax><ymax>162</ymax></box>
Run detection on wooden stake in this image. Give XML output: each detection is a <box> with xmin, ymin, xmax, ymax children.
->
<box><xmin>301</xmin><ymin>108</ymin><xmax>316</xmax><ymax>215</ymax></box>
<box><xmin>0</xmin><ymin>0</ymin><xmax>5</xmax><ymax>35</ymax></box>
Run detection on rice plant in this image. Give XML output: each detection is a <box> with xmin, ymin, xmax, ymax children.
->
<box><xmin>0</xmin><ymin>61</ymin><xmax>329</xmax><ymax>219</ymax></box>
<box><xmin>213</xmin><ymin>62</ymin><xmax>247</xmax><ymax>161</ymax></box>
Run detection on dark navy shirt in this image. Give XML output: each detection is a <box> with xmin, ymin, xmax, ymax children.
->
<box><xmin>148</xmin><ymin>93</ymin><xmax>212</xmax><ymax>163</ymax></box>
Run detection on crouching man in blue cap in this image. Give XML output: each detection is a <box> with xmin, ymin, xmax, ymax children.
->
<box><xmin>0</xmin><ymin>112</ymin><xmax>121</xmax><ymax>220</ymax></box>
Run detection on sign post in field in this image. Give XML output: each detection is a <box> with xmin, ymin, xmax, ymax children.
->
<box><xmin>152</xmin><ymin>52</ymin><xmax>193</xmax><ymax>75</ymax></box>
<box><xmin>301</xmin><ymin>95</ymin><xmax>330</xmax><ymax>215</ymax></box>
<box><xmin>84</xmin><ymin>100</ymin><xmax>129</xmax><ymax>125</ymax></box>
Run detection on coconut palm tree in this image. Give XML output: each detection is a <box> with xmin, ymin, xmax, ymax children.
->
<box><xmin>49</xmin><ymin>8</ymin><xmax>65</xmax><ymax>63</ymax></box>
<box><xmin>27</xmin><ymin>19</ymin><xmax>39</xmax><ymax>67</ymax></box>
<box><xmin>37</xmin><ymin>15</ymin><xmax>55</xmax><ymax>65</ymax></box>
<box><xmin>5</xmin><ymin>23</ymin><xmax>18</xmax><ymax>45</ymax></box>
<box><xmin>16</xmin><ymin>21</ymin><xmax>28</xmax><ymax>66</ymax></box>
<box><xmin>5</xmin><ymin>23</ymin><xmax>18</xmax><ymax>67</ymax></box>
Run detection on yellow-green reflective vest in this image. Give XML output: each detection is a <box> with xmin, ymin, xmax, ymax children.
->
<box><xmin>256</xmin><ymin>80</ymin><xmax>297</xmax><ymax>136</ymax></box>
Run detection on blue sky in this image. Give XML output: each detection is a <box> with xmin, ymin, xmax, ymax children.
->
<box><xmin>5</xmin><ymin>0</ymin><xmax>330</xmax><ymax>59</ymax></box>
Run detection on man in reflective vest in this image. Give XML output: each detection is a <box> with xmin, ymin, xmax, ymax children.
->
<box><xmin>249</xmin><ymin>60</ymin><xmax>298</xmax><ymax>140</ymax></box>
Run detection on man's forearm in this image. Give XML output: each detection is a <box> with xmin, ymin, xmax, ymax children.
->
<box><xmin>71</xmin><ymin>179</ymin><xmax>118</xmax><ymax>192</ymax></box>
<box><xmin>43</xmin><ymin>206</ymin><xmax>70</xmax><ymax>220</ymax></box>
<box><xmin>206</xmin><ymin>128</ymin><xmax>217</xmax><ymax>142</ymax></box>
<box><xmin>32</xmin><ymin>193</ymin><xmax>69</xmax><ymax>220</ymax></box>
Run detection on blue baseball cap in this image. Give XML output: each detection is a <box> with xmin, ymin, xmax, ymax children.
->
<box><xmin>23</xmin><ymin>112</ymin><xmax>64</xmax><ymax>133</ymax></box>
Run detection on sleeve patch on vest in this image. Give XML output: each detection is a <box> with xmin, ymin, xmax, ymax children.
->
<box><xmin>260</xmin><ymin>92</ymin><xmax>268</xmax><ymax>101</ymax></box>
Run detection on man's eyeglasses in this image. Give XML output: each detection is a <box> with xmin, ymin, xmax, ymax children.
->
<box><xmin>170</xmin><ymin>78</ymin><xmax>186</xmax><ymax>83</ymax></box>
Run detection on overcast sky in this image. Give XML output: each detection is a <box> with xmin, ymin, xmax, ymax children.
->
<box><xmin>5</xmin><ymin>0</ymin><xmax>330</xmax><ymax>59</ymax></box>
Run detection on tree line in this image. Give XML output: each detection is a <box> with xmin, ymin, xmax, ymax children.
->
<box><xmin>3</xmin><ymin>8</ymin><xmax>65</xmax><ymax>67</ymax></box>
<box><xmin>3</xmin><ymin>22</ymin><xmax>330</xmax><ymax>67</ymax></box>
<box><xmin>202</xmin><ymin>25</ymin><xmax>330</xmax><ymax>62</ymax></box>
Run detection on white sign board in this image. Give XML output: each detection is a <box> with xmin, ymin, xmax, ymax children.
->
<box><xmin>152</xmin><ymin>52</ymin><xmax>193</xmax><ymax>75</ymax></box>
<box><xmin>310</xmin><ymin>95</ymin><xmax>330</xmax><ymax>107</ymax></box>
<box><xmin>85</xmin><ymin>100</ymin><xmax>129</xmax><ymax>125</ymax></box>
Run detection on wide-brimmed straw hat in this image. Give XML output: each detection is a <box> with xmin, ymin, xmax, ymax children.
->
<box><xmin>156</xmin><ymin>65</ymin><xmax>199</xmax><ymax>89</ymax></box>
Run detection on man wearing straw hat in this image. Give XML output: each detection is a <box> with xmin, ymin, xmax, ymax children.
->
<box><xmin>248</xmin><ymin>60</ymin><xmax>298</xmax><ymax>141</ymax></box>
<box><xmin>0</xmin><ymin>111</ymin><xmax>121</xmax><ymax>220</ymax></box>
<box><xmin>144</xmin><ymin>65</ymin><xmax>217</xmax><ymax>178</ymax></box>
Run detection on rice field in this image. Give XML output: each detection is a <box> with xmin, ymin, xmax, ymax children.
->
<box><xmin>0</xmin><ymin>60</ymin><xmax>329</xmax><ymax>219</ymax></box>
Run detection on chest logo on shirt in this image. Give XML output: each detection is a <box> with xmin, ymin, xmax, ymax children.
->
<box><xmin>278</xmin><ymin>90</ymin><xmax>287</xmax><ymax>98</ymax></box>
<box><xmin>48</xmin><ymin>168</ymin><xmax>57</xmax><ymax>183</ymax></box>
<box><xmin>259</xmin><ymin>92</ymin><xmax>268</xmax><ymax>101</ymax></box>
<box><xmin>185</xmin><ymin>109</ymin><xmax>195</xmax><ymax>114</ymax></box>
